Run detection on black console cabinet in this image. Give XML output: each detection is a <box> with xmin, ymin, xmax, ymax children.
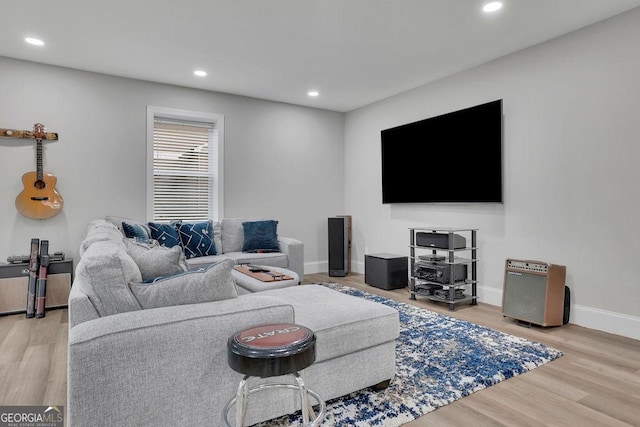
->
<box><xmin>0</xmin><ymin>258</ymin><xmax>74</xmax><ymax>315</ymax></box>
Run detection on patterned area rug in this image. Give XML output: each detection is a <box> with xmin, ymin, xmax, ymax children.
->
<box><xmin>258</xmin><ymin>283</ymin><xmax>563</xmax><ymax>426</ymax></box>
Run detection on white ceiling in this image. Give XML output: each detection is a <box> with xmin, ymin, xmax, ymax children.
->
<box><xmin>2</xmin><ymin>1</ymin><xmax>640</xmax><ymax>112</ymax></box>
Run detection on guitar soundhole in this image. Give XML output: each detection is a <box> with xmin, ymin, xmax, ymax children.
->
<box><xmin>34</xmin><ymin>180</ymin><xmax>46</xmax><ymax>189</ymax></box>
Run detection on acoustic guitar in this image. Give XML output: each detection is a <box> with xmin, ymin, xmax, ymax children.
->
<box><xmin>15</xmin><ymin>123</ymin><xmax>64</xmax><ymax>219</ymax></box>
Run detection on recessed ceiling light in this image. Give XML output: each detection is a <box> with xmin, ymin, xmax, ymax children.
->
<box><xmin>194</xmin><ymin>70</ymin><xmax>207</xmax><ymax>77</ymax></box>
<box><xmin>308</xmin><ymin>91</ymin><xmax>319</xmax><ymax>97</ymax></box>
<box><xmin>482</xmin><ymin>2</ymin><xmax>503</xmax><ymax>13</ymax></box>
<box><xmin>25</xmin><ymin>37</ymin><xmax>44</xmax><ymax>46</ymax></box>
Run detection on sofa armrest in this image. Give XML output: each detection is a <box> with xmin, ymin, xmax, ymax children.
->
<box><xmin>67</xmin><ymin>295</ymin><xmax>294</xmax><ymax>426</ymax></box>
<box><xmin>278</xmin><ymin>236</ymin><xmax>304</xmax><ymax>282</ymax></box>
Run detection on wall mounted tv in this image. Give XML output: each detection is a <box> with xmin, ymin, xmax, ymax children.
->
<box><xmin>381</xmin><ymin>99</ymin><xmax>503</xmax><ymax>204</ymax></box>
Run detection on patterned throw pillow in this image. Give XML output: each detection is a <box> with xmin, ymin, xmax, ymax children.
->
<box><xmin>122</xmin><ymin>221</ymin><xmax>149</xmax><ymax>240</ymax></box>
<box><xmin>148</xmin><ymin>221</ymin><xmax>181</xmax><ymax>248</ymax></box>
<box><xmin>177</xmin><ymin>221</ymin><xmax>217</xmax><ymax>259</ymax></box>
<box><xmin>128</xmin><ymin>259</ymin><xmax>238</xmax><ymax>309</ymax></box>
<box><xmin>242</xmin><ymin>220</ymin><xmax>280</xmax><ymax>253</ymax></box>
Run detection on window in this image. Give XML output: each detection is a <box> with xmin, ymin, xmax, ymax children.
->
<box><xmin>146</xmin><ymin>106</ymin><xmax>224</xmax><ymax>221</ymax></box>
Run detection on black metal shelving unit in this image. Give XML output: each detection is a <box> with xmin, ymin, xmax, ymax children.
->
<box><xmin>409</xmin><ymin>227</ymin><xmax>477</xmax><ymax>311</ymax></box>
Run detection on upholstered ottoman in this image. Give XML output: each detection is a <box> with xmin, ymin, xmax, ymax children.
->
<box><xmin>248</xmin><ymin>284</ymin><xmax>400</xmax><ymax>404</ymax></box>
<box><xmin>232</xmin><ymin>265</ymin><xmax>299</xmax><ymax>294</ymax></box>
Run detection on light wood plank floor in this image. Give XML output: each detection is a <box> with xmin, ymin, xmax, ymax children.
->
<box><xmin>1</xmin><ymin>273</ymin><xmax>638</xmax><ymax>426</ymax></box>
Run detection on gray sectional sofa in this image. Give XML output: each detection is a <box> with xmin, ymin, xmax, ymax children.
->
<box><xmin>105</xmin><ymin>215</ymin><xmax>305</xmax><ymax>281</ymax></box>
<box><xmin>67</xmin><ymin>219</ymin><xmax>400</xmax><ymax>426</ymax></box>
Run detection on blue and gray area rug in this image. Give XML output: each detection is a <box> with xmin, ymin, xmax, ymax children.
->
<box><xmin>261</xmin><ymin>282</ymin><xmax>563</xmax><ymax>426</ymax></box>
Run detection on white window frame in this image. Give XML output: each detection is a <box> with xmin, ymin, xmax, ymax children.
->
<box><xmin>146</xmin><ymin>106</ymin><xmax>224</xmax><ymax>221</ymax></box>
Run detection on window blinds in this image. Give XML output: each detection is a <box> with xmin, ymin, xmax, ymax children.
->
<box><xmin>152</xmin><ymin>120</ymin><xmax>215</xmax><ymax>221</ymax></box>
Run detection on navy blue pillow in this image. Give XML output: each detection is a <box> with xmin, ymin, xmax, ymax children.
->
<box><xmin>177</xmin><ymin>221</ymin><xmax>217</xmax><ymax>259</ymax></box>
<box><xmin>148</xmin><ymin>222</ymin><xmax>181</xmax><ymax>248</ymax></box>
<box><xmin>122</xmin><ymin>222</ymin><xmax>148</xmax><ymax>240</ymax></box>
<box><xmin>242</xmin><ymin>220</ymin><xmax>279</xmax><ymax>253</ymax></box>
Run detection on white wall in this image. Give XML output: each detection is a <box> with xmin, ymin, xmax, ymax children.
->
<box><xmin>344</xmin><ymin>8</ymin><xmax>640</xmax><ymax>340</ymax></box>
<box><xmin>0</xmin><ymin>57</ymin><xmax>345</xmax><ymax>270</ymax></box>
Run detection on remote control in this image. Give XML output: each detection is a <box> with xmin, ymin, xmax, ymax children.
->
<box><xmin>50</xmin><ymin>251</ymin><xmax>65</xmax><ymax>261</ymax></box>
<box><xmin>7</xmin><ymin>255</ymin><xmax>31</xmax><ymax>264</ymax></box>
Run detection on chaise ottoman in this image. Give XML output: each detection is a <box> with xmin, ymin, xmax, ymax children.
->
<box><xmin>232</xmin><ymin>265</ymin><xmax>300</xmax><ymax>294</ymax></box>
<box><xmin>245</xmin><ymin>284</ymin><xmax>400</xmax><ymax>410</ymax></box>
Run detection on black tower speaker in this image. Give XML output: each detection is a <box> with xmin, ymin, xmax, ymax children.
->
<box><xmin>328</xmin><ymin>217</ymin><xmax>348</xmax><ymax>277</ymax></box>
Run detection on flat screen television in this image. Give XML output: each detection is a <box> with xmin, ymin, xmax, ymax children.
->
<box><xmin>381</xmin><ymin>99</ymin><xmax>503</xmax><ymax>204</ymax></box>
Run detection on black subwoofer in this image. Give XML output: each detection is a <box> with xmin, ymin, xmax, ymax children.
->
<box><xmin>365</xmin><ymin>253</ymin><xmax>408</xmax><ymax>290</ymax></box>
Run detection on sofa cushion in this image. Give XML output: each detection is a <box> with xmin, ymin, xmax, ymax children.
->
<box><xmin>220</xmin><ymin>218</ymin><xmax>250</xmax><ymax>253</ymax></box>
<box><xmin>105</xmin><ymin>215</ymin><xmax>149</xmax><ymax>235</ymax></box>
<box><xmin>185</xmin><ymin>254</ymin><xmax>233</xmax><ymax>269</ymax></box>
<box><xmin>74</xmin><ymin>240</ymin><xmax>143</xmax><ymax>316</ymax></box>
<box><xmin>122</xmin><ymin>221</ymin><xmax>150</xmax><ymax>240</ymax></box>
<box><xmin>177</xmin><ymin>221</ymin><xmax>217</xmax><ymax>259</ymax></box>
<box><xmin>125</xmin><ymin>239</ymin><xmax>188</xmax><ymax>281</ymax></box>
<box><xmin>211</xmin><ymin>221</ymin><xmax>222</xmax><ymax>255</ymax></box>
<box><xmin>128</xmin><ymin>259</ymin><xmax>238</xmax><ymax>309</ymax></box>
<box><xmin>148</xmin><ymin>221</ymin><xmax>181</xmax><ymax>248</ymax></box>
<box><xmin>223</xmin><ymin>252</ymin><xmax>288</xmax><ymax>269</ymax></box>
<box><xmin>242</xmin><ymin>220</ymin><xmax>279</xmax><ymax>253</ymax></box>
<box><xmin>79</xmin><ymin>220</ymin><xmax>127</xmax><ymax>256</ymax></box>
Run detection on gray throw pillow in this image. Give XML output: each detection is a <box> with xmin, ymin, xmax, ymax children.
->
<box><xmin>211</xmin><ymin>221</ymin><xmax>222</xmax><ymax>255</ymax></box>
<box><xmin>128</xmin><ymin>259</ymin><xmax>238</xmax><ymax>309</ymax></box>
<box><xmin>125</xmin><ymin>239</ymin><xmax>188</xmax><ymax>281</ymax></box>
<box><xmin>75</xmin><ymin>240</ymin><xmax>143</xmax><ymax>316</ymax></box>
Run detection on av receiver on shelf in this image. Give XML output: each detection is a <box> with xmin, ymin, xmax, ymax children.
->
<box><xmin>414</xmin><ymin>260</ymin><xmax>467</xmax><ymax>284</ymax></box>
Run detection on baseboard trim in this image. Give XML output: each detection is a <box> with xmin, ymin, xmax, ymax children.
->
<box><xmin>304</xmin><ymin>261</ymin><xmax>327</xmax><ymax>274</ymax></box>
<box><xmin>477</xmin><ymin>284</ymin><xmax>502</xmax><ymax>307</ymax></box>
<box><xmin>570</xmin><ymin>304</ymin><xmax>640</xmax><ymax>341</ymax></box>
<box><xmin>478</xmin><ymin>284</ymin><xmax>640</xmax><ymax>341</ymax></box>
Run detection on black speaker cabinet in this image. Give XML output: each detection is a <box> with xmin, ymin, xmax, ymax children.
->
<box><xmin>328</xmin><ymin>217</ymin><xmax>349</xmax><ymax>277</ymax></box>
<box><xmin>365</xmin><ymin>253</ymin><xmax>408</xmax><ymax>290</ymax></box>
<box><xmin>415</xmin><ymin>232</ymin><xmax>466</xmax><ymax>249</ymax></box>
<box><xmin>502</xmin><ymin>259</ymin><xmax>566</xmax><ymax>327</ymax></box>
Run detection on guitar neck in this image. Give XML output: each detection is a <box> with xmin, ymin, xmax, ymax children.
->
<box><xmin>36</xmin><ymin>140</ymin><xmax>43</xmax><ymax>181</ymax></box>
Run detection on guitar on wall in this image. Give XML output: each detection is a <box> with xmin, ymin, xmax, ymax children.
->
<box><xmin>15</xmin><ymin>123</ymin><xmax>64</xmax><ymax>219</ymax></box>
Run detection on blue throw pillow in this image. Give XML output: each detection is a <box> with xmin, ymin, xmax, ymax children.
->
<box><xmin>242</xmin><ymin>220</ymin><xmax>279</xmax><ymax>253</ymax></box>
<box><xmin>148</xmin><ymin>221</ymin><xmax>181</xmax><ymax>248</ymax></box>
<box><xmin>177</xmin><ymin>221</ymin><xmax>217</xmax><ymax>259</ymax></box>
<box><xmin>122</xmin><ymin>222</ymin><xmax>149</xmax><ymax>240</ymax></box>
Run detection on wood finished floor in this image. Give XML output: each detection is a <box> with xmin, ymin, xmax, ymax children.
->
<box><xmin>305</xmin><ymin>273</ymin><xmax>640</xmax><ymax>427</ymax></box>
<box><xmin>0</xmin><ymin>272</ymin><xmax>638</xmax><ymax>426</ymax></box>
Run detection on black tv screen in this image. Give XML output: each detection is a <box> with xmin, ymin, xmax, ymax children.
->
<box><xmin>381</xmin><ymin>99</ymin><xmax>503</xmax><ymax>204</ymax></box>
